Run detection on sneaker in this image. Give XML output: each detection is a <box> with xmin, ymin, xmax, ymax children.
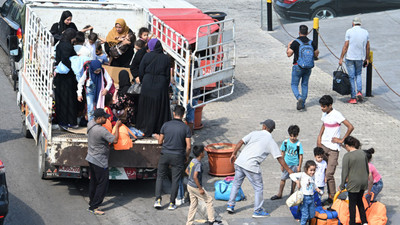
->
<box><xmin>357</xmin><ymin>91</ymin><xmax>363</xmax><ymax>102</ymax></box>
<box><xmin>348</xmin><ymin>98</ymin><xmax>357</xmax><ymax>104</ymax></box>
<box><xmin>168</xmin><ymin>202</ymin><xmax>177</xmax><ymax>210</ymax></box>
<box><xmin>68</xmin><ymin>124</ymin><xmax>79</xmax><ymax>129</ymax></box>
<box><xmin>207</xmin><ymin>220</ymin><xmax>222</xmax><ymax>225</ymax></box>
<box><xmin>175</xmin><ymin>198</ymin><xmax>184</xmax><ymax>206</ymax></box>
<box><xmin>226</xmin><ymin>204</ymin><xmax>235</xmax><ymax>214</ymax></box>
<box><xmin>252</xmin><ymin>209</ymin><xmax>270</xmax><ymax>218</ymax></box>
<box><xmin>296</xmin><ymin>98</ymin><xmax>304</xmax><ymax>110</ymax></box>
<box><xmin>59</xmin><ymin>124</ymin><xmax>69</xmax><ymax>131</ymax></box>
<box><xmin>153</xmin><ymin>199</ymin><xmax>162</xmax><ymax>209</ymax></box>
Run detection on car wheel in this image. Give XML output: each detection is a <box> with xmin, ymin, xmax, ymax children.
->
<box><xmin>311</xmin><ymin>7</ymin><xmax>336</xmax><ymax>20</ymax></box>
<box><xmin>38</xmin><ymin>133</ymin><xmax>46</xmax><ymax>179</ymax></box>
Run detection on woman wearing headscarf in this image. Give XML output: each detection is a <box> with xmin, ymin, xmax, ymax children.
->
<box><xmin>50</xmin><ymin>11</ymin><xmax>93</xmax><ymax>45</ymax></box>
<box><xmin>136</xmin><ymin>39</ymin><xmax>171</xmax><ymax>137</ymax></box>
<box><xmin>54</xmin><ymin>28</ymin><xmax>78</xmax><ymax>129</ymax></box>
<box><xmin>105</xmin><ymin>19</ymin><xmax>136</xmax><ymax>67</ymax></box>
<box><xmin>77</xmin><ymin>60</ymin><xmax>113</xmax><ymax>122</ymax></box>
<box><xmin>111</xmin><ymin>70</ymin><xmax>135</xmax><ymax>126</ymax></box>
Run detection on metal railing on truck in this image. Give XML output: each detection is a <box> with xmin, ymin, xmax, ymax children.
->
<box><xmin>145</xmin><ymin>9</ymin><xmax>236</xmax><ymax>109</ymax></box>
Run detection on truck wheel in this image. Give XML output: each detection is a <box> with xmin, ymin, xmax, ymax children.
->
<box><xmin>22</xmin><ymin>119</ymin><xmax>33</xmax><ymax>138</ymax></box>
<box><xmin>38</xmin><ymin>133</ymin><xmax>46</xmax><ymax>179</ymax></box>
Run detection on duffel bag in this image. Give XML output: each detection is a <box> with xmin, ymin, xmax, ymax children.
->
<box><xmin>310</xmin><ymin>206</ymin><xmax>339</xmax><ymax>225</ymax></box>
<box><xmin>333</xmin><ymin>66</ymin><xmax>351</xmax><ymax>95</ymax></box>
<box><xmin>214</xmin><ymin>179</ymin><xmax>245</xmax><ymax>201</ymax></box>
<box><xmin>365</xmin><ymin>193</ymin><xmax>388</xmax><ymax>225</ymax></box>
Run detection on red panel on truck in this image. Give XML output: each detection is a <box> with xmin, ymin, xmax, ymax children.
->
<box><xmin>149</xmin><ymin>8</ymin><xmax>219</xmax><ymax>44</ymax></box>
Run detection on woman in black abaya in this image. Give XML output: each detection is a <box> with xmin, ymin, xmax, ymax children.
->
<box><xmin>136</xmin><ymin>39</ymin><xmax>171</xmax><ymax>136</ymax></box>
<box><xmin>54</xmin><ymin>28</ymin><xmax>78</xmax><ymax>129</ymax></box>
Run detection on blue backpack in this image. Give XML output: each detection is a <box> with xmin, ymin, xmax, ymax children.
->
<box><xmin>295</xmin><ymin>39</ymin><xmax>314</xmax><ymax>69</ymax></box>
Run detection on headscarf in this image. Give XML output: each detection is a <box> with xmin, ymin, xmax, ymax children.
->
<box><xmin>147</xmin><ymin>38</ymin><xmax>158</xmax><ymax>51</ymax></box>
<box><xmin>106</xmin><ymin>18</ymin><xmax>130</xmax><ymax>47</ymax></box>
<box><xmin>118</xmin><ymin>70</ymin><xmax>131</xmax><ymax>96</ymax></box>
<box><xmin>59</xmin><ymin>11</ymin><xmax>73</xmax><ymax>34</ymax></box>
<box><xmin>89</xmin><ymin>60</ymin><xmax>103</xmax><ymax>105</ymax></box>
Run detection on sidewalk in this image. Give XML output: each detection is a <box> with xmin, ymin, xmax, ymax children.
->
<box><xmin>187</xmin><ymin>0</ymin><xmax>400</xmax><ymax>224</ymax></box>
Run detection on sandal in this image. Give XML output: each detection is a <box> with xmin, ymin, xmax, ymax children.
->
<box><xmin>270</xmin><ymin>195</ymin><xmax>282</xmax><ymax>200</ymax></box>
<box><xmin>87</xmin><ymin>208</ymin><xmax>105</xmax><ymax>215</ymax></box>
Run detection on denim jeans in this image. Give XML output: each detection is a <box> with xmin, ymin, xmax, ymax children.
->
<box><xmin>227</xmin><ymin>165</ymin><xmax>263</xmax><ymax>211</ymax></box>
<box><xmin>86</xmin><ymin>83</ymin><xmax>96</xmax><ymax>122</ymax></box>
<box><xmin>300</xmin><ymin>195</ymin><xmax>315</xmax><ymax>225</ymax></box>
<box><xmin>291</xmin><ymin>65</ymin><xmax>312</xmax><ymax>105</ymax></box>
<box><xmin>345</xmin><ymin>60</ymin><xmax>363</xmax><ymax>99</ymax></box>
<box><xmin>186</xmin><ymin>98</ymin><xmax>198</xmax><ymax>123</ymax></box>
<box><xmin>366</xmin><ymin>178</ymin><xmax>383</xmax><ymax>202</ymax></box>
<box><xmin>177</xmin><ymin>177</ymin><xmax>184</xmax><ymax>200</ymax></box>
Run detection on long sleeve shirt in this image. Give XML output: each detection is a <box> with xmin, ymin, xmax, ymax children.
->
<box><xmin>77</xmin><ymin>69</ymin><xmax>112</xmax><ymax>97</ymax></box>
<box><xmin>289</xmin><ymin>172</ymin><xmax>317</xmax><ymax>196</ymax></box>
<box><xmin>340</xmin><ymin>149</ymin><xmax>369</xmax><ymax>192</ymax></box>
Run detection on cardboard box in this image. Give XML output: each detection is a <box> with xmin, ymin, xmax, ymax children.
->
<box><xmin>103</xmin><ymin>65</ymin><xmax>133</xmax><ymax>86</ymax></box>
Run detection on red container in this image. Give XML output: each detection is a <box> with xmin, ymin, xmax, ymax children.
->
<box><xmin>205</xmin><ymin>143</ymin><xmax>235</xmax><ymax>176</ymax></box>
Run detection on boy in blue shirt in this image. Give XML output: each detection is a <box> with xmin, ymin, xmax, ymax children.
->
<box><xmin>186</xmin><ymin>145</ymin><xmax>221</xmax><ymax>225</ymax></box>
<box><xmin>271</xmin><ymin>125</ymin><xmax>303</xmax><ymax>200</ymax></box>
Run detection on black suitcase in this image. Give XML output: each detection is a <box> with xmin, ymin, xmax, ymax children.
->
<box><xmin>333</xmin><ymin>66</ymin><xmax>351</xmax><ymax>95</ymax></box>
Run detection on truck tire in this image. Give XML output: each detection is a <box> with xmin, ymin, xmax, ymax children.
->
<box><xmin>22</xmin><ymin>119</ymin><xmax>33</xmax><ymax>138</ymax></box>
<box><xmin>38</xmin><ymin>133</ymin><xmax>46</xmax><ymax>179</ymax></box>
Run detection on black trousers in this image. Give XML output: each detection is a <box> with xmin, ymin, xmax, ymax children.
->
<box><xmin>155</xmin><ymin>153</ymin><xmax>185</xmax><ymax>204</ymax></box>
<box><xmin>88</xmin><ymin>163</ymin><xmax>109</xmax><ymax>210</ymax></box>
<box><xmin>348</xmin><ymin>190</ymin><xmax>368</xmax><ymax>225</ymax></box>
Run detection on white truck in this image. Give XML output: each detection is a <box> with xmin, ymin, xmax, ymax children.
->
<box><xmin>15</xmin><ymin>0</ymin><xmax>235</xmax><ymax>179</ymax></box>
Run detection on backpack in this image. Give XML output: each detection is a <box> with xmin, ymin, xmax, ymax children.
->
<box><xmin>283</xmin><ymin>139</ymin><xmax>301</xmax><ymax>159</ymax></box>
<box><xmin>295</xmin><ymin>39</ymin><xmax>315</xmax><ymax>69</ymax></box>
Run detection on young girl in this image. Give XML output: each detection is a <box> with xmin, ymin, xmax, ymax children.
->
<box><xmin>364</xmin><ymin>148</ymin><xmax>383</xmax><ymax>202</ymax></box>
<box><xmin>290</xmin><ymin>160</ymin><xmax>323</xmax><ymax>225</ymax></box>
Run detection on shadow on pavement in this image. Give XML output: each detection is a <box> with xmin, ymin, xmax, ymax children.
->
<box><xmin>6</xmin><ymin>192</ymin><xmax>45</xmax><ymax>225</ymax></box>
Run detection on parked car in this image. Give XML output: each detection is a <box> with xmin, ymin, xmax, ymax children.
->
<box><xmin>0</xmin><ymin>160</ymin><xmax>8</xmax><ymax>225</ymax></box>
<box><xmin>0</xmin><ymin>0</ymin><xmax>24</xmax><ymax>90</ymax></box>
<box><xmin>274</xmin><ymin>0</ymin><xmax>400</xmax><ymax>21</ymax></box>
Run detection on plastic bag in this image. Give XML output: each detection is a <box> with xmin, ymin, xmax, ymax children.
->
<box><xmin>286</xmin><ymin>190</ymin><xmax>303</xmax><ymax>207</ymax></box>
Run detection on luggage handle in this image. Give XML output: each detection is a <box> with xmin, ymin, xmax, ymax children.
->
<box><xmin>219</xmin><ymin>181</ymin><xmax>230</xmax><ymax>194</ymax></box>
<box><xmin>336</xmin><ymin>65</ymin><xmax>348</xmax><ymax>74</ymax></box>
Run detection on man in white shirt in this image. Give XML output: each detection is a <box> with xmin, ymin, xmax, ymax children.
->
<box><xmin>339</xmin><ymin>17</ymin><xmax>370</xmax><ymax>104</ymax></box>
<box><xmin>227</xmin><ymin>119</ymin><xmax>293</xmax><ymax>218</ymax></box>
<box><xmin>317</xmin><ymin>95</ymin><xmax>354</xmax><ymax>204</ymax></box>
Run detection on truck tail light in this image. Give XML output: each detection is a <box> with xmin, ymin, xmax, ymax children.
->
<box><xmin>17</xmin><ymin>28</ymin><xmax>22</xmax><ymax>40</ymax></box>
<box><xmin>284</xmin><ymin>0</ymin><xmax>298</xmax><ymax>4</ymax></box>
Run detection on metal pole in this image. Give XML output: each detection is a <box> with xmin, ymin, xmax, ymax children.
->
<box><xmin>313</xmin><ymin>17</ymin><xmax>319</xmax><ymax>60</ymax></box>
<box><xmin>267</xmin><ymin>0</ymin><xmax>273</xmax><ymax>31</ymax></box>
<box><xmin>366</xmin><ymin>51</ymin><xmax>373</xmax><ymax>97</ymax></box>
